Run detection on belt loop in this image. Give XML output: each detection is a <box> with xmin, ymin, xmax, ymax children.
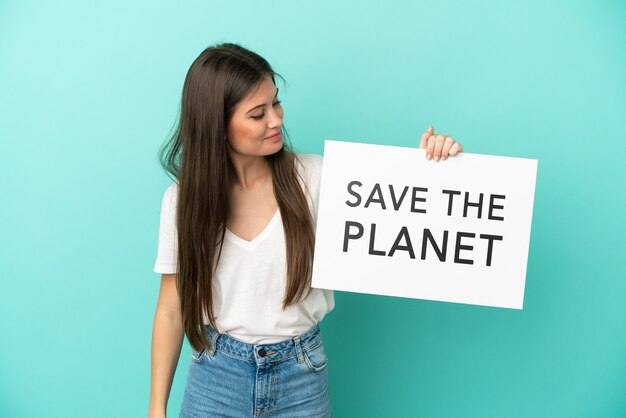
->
<box><xmin>206</xmin><ymin>326</ymin><xmax>219</xmax><ymax>356</ymax></box>
<box><xmin>293</xmin><ymin>335</ymin><xmax>305</xmax><ymax>364</ymax></box>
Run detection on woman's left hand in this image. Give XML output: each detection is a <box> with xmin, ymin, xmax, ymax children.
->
<box><xmin>419</xmin><ymin>126</ymin><xmax>463</xmax><ymax>162</ymax></box>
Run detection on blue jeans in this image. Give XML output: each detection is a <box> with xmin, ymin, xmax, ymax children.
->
<box><xmin>180</xmin><ymin>323</ymin><xmax>332</xmax><ymax>417</ymax></box>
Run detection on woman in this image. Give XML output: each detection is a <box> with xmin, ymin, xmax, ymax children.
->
<box><xmin>148</xmin><ymin>42</ymin><xmax>462</xmax><ymax>418</ymax></box>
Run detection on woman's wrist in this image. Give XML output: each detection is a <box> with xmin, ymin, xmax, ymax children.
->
<box><xmin>147</xmin><ymin>405</ymin><xmax>166</xmax><ymax>418</ymax></box>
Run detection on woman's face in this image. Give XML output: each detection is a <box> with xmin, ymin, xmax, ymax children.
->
<box><xmin>227</xmin><ymin>75</ymin><xmax>284</xmax><ymax>160</ymax></box>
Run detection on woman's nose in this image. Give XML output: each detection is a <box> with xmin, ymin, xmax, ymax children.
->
<box><xmin>267</xmin><ymin>109</ymin><xmax>282</xmax><ymax>129</ymax></box>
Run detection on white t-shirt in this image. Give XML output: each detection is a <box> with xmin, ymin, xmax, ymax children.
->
<box><xmin>153</xmin><ymin>153</ymin><xmax>335</xmax><ymax>344</ymax></box>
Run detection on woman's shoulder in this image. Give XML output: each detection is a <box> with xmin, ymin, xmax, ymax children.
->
<box><xmin>164</xmin><ymin>181</ymin><xmax>179</xmax><ymax>197</ymax></box>
<box><xmin>161</xmin><ymin>181</ymin><xmax>180</xmax><ymax>209</ymax></box>
<box><xmin>294</xmin><ymin>153</ymin><xmax>323</xmax><ymax>177</ymax></box>
<box><xmin>293</xmin><ymin>153</ymin><xmax>323</xmax><ymax>204</ymax></box>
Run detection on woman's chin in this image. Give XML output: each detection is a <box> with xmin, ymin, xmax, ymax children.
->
<box><xmin>265</xmin><ymin>139</ymin><xmax>284</xmax><ymax>154</ymax></box>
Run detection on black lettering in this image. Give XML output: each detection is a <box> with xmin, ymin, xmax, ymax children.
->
<box><xmin>479</xmin><ymin>234</ymin><xmax>503</xmax><ymax>266</ymax></box>
<box><xmin>488</xmin><ymin>194</ymin><xmax>505</xmax><ymax>221</ymax></box>
<box><xmin>345</xmin><ymin>181</ymin><xmax>363</xmax><ymax>207</ymax></box>
<box><xmin>368</xmin><ymin>223</ymin><xmax>386</xmax><ymax>256</ymax></box>
<box><xmin>342</xmin><ymin>221</ymin><xmax>364</xmax><ymax>252</ymax></box>
<box><xmin>411</xmin><ymin>187</ymin><xmax>428</xmax><ymax>213</ymax></box>
<box><xmin>364</xmin><ymin>183</ymin><xmax>386</xmax><ymax>209</ymax></box>
<box><xmin>442</xmin><ymin>189</ymin><xmax>461</xmax><ymax>216</ymax></box>
<box><xmin>463</xmin><ymin>192</ymin><xmax>484</xmax><ymax>219</ymax></box>
<box><xmin>454</xmin><ymin>232</ymin><xmax>475</xmax><ymax>264</ymax></box>
<box><xmin>388</xmin><ymin>227</ymin><xmax>415</xmax><ymax>259</ymax></box>
<box><xmin>389</xmin><ymin>185</ymin><xmax>409</xmax><ymax>211</ymax></box>
<box><xmin>421</xmin><ymin>229</ymin><xmax>448</xmax><ymax>262</ymax></box>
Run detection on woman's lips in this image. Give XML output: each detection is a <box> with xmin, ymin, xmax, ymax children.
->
<box><xmin>264</xmin><ymin>132</ymin><xmax>281</xmax><ymax>140</ymax></box>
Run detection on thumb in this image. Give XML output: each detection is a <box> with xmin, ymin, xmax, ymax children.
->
<box><xmin>419</xmin><ymin>126</ymin><xmax>434</xmax><ymax>149</ymax></box>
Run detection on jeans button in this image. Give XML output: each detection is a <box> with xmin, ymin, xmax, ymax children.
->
<box><xmin>258</xmin><ymin>348</ymin><xmax>267</xmax><ymax>357</ymax></box>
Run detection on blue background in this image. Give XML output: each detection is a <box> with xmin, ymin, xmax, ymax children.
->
<box><xmin>1</xmin><ymin>1</ymin><xmax>625</xmax><ymax>417</ymax></box>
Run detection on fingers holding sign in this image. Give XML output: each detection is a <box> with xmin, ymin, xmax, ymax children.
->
<box><xmin>419</xmin><ymin>126</ymin><xmax>463</xmax><ymax>162</ymax></box>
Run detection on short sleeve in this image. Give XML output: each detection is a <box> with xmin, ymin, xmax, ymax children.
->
<box><xmin>296</xmin><ymin>154</ymin><xmax>335</xmax><ymax>305</ymax></box>
<box><xmin>153</xmin><ymin>183</ymin><xmax>179</xmax><ymax>274</ymax></box>
<box><xmin>295</xmin><ymin>153</ymin><xmax>323</xmax><ymax>224</ymax></box>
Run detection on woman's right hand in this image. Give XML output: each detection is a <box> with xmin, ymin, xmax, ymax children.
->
<box><xmin>419</xmin><ymin>126</ymin><xmax>463</xmax><ymax>161</ymax></box>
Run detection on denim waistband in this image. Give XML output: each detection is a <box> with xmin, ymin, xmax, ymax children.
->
<box><xmin>203</xmin><ymin>323</ymin><xmax>322</xmax><ymax>365</ymax></box>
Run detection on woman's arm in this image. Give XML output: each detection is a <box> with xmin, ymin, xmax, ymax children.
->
<box><xmin>148</xmin><ymin>274</ymin><xmax>184</xmax><ymax>418</ymax></box>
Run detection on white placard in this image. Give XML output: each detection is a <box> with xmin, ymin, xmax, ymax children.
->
<box><xmin>311</xmin><ymin>140</ymin><xmax>538</xmax><ymax>309</ymax></box>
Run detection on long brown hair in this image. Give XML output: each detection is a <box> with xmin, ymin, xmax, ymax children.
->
<box><xmin>159</xmin><ymin>43</ymin><xmax>315</xmax><ymax>352</ymax></box>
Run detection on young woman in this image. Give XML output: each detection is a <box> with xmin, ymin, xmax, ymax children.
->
<box><xmin>148</xmin><ymin>42</ymin><xmax>463</xmax><ymax>418</ymax></box>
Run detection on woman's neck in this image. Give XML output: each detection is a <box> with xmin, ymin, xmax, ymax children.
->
<box><xmin>229</xmin><ymin>154</ymin><xmax>271</xmax><ymax>190</ymax></box>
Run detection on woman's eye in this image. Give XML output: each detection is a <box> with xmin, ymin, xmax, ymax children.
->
<box><xmin>251</xmin><ymin>101</ymin><xmax>280</xmax><ymax>120</ymax></box>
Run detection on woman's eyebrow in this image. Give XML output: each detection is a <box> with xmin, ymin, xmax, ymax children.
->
<box><xmin>245</xmin><ymin>88</ymin><xmax>279</xmax><ymax>114</ymax></box>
